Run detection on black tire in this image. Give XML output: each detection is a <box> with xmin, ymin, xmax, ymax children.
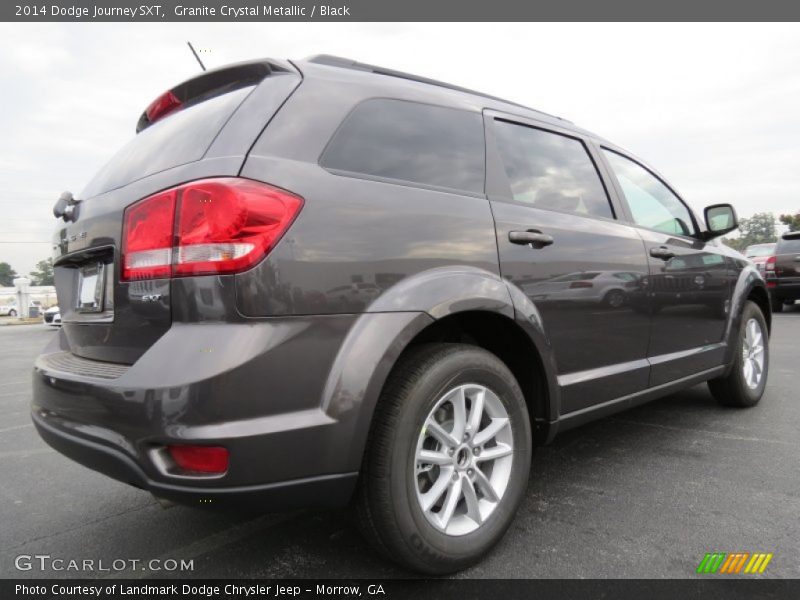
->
<box><xmin>604</xmin><ymin>289</ymin><xmax>626</xmax><ymax>309</ymax></box>
<box><xmin>8</xmin><ymin>309</ymin><xmax>16</xmax><ymax>317</ymax></box>
<box><xmin>356</xmin><ymin>343</ymin><xmax>532</xmax><ymax>574</ymax></box>
<box><xmin>708</xmin><ymin>301</ymin><xmax>769</xmax><ymax>407</ymax></box>
<box><xmin>771</xmin><ymin>300</ymin><xmax>783</xmax><ymax>313</ymax></box>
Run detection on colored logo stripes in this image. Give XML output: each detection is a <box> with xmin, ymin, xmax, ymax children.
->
<box><xmin>696</xmin><ymin>552</ymin><xmax>773</xmax><ymax>574</ymax></box>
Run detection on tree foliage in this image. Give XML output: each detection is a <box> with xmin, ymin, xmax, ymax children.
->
<box><xmin>29</xmin><ymin>258</ymin><xmax>55</xmax><ymax>286</ymax></box>
<box><xmin>0</xmin><ymin>262</ymin><xmax>18</xmax><ymax>287</ymax></box>
<box><xmin>722</xmin><ymin>212</ymin><xmax>777</xmax><ymax>252</ymax></box>
<box><xmin>779</xmin><ymin>211</ymin><xmax>800</xmax><ymax>233</ymax></box>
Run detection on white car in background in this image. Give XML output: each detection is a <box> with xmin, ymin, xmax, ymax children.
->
<box><xmin>43</xmin><ymin>306</ymin><xmax>61</xmax><ymax>326</ymax></box>
<box><xmin>0</xmin><ymin>304</ymin><xmax>20</xmax><ymax>317</ymax></box>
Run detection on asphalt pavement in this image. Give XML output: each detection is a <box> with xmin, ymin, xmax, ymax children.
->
<box><xmin>1</xmin><ymin>314</ymin><xmax>798</xmax><ymax>579</ymax></box>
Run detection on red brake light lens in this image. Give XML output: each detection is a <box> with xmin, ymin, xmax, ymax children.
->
<box><xmin>145</xmin><ymin>90</ymin><xmax>182</xmax><ymax>125</ymax></box>
<box><xmin>121</xmin><ymin>178</ymin><xmax>303</xmax><ymax>281</ymax></box>
<box><xmin>168</xmin><ymin>445</ymin><xmax>229</xmax><ymax>474</ymax></box>
<box><xmin>765</xmin><ymin>255</ymin><xmax>776</xmax><ymax>271</ymax></box>
<box><xmin>121</xmin><ymin>190</ymin><xmax>176</xmax><ymax>281</ymax></box>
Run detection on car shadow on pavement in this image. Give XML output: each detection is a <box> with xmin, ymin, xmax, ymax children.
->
<box><xmin>140</xmin><ymin>384</ymin><xmax>751</xmax><ymax>579</ymax></box>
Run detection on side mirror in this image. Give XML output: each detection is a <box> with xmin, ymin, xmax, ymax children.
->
<box><xmin>701</xmin><ymin>203</ymin><xmax>738</xmax><ymax>240</ymax></box>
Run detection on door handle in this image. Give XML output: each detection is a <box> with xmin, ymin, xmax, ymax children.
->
<box><xmin>650</xmin><ymin>246</ymin><xmax>675</xmax><ymax>261</ymax></box>
<box><xmin>509</xmin><ymin>230</ymin><xmax>554</xmax><ymax>249</ymax></box>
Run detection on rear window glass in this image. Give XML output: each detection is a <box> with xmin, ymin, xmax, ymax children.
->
<box><xmin>320</xmin><ymin>99</ymin><xmax>485</xmax><ymax>194</ymax></box>
<box><xmin>81</xmin><ymin>86</ymin><xmax>254</xmax><ymax>198</ymax></box>
<box><xmin>745</xmin><ymin>244</ymin><xmax>775</xmax><ymax>257</ymax></box>
<box><xmin>778</xmin><ymin>237</ymin><xmax>800</xmax><ymax>253</ymax></box>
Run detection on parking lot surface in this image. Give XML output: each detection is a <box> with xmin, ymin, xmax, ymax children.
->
<box><xmin>1</xmin><ymin>314</ymin><xmax>798</xmax><ymax>579</ymax></box>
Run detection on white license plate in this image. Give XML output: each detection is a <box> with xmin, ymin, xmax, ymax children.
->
<box><xmin>76</xmin><ymin>263</ymin><xmax>106</xmax><ymax>312</ymax></box>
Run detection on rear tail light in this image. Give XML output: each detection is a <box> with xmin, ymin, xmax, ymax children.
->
<box><xmin>765</xmin><ymin>255</ymin><xmax>776</xmax><ymax>272</ymax></box>
<box><xmin>168</xmin><ymin>445</ymin><xmax>229</xmax><ymax>474</ymax></box>
<box><xmin>121</xmin><ymin>178</ymin><xmax>303</xmax><ymax>281</ymax></box>
<box><xmin>569</xmin><ymin>281</ymin><xmax>594</xmax><ymax>289</ymax></box>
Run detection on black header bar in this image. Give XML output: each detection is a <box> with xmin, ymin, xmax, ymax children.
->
<box><xmin>4</xmin><ymin>0</ymin><xmax>800</xmax><ymax>22</ymax></box>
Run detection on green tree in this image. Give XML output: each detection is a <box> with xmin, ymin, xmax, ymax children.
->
<box><xmin>29</xmin><ymin>258</ymin><xmax>54</xmax><ymax>286</ymax></box>
<box><xmin>722</xmin><ymin>212</ymin><xmax>776</xmax><ymax>252</ymax></box>
<box><xmin>779</xmin><ymin>211</ymin><xmax>800</xmax><ymax>232</ymax></box>
<box><xmin>0</xmin><ymin>262</ymin><xmax>18</xmax><ymax>287</ymax></box>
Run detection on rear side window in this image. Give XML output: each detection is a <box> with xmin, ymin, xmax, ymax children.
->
<box><xmin>492</xmin><ymin>120</ymin><xmax>613</xmax><ymax>219</ymax></box>
<box><xmin>320</xmin><ymin>99</ymin><xmax>485</xmax><ymax>194</ymax></box>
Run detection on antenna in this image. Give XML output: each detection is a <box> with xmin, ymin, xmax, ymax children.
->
<box><xmin>187</xmin><ymin>41</ymin><xmax>206</xmax><ymax>71</ymax></box>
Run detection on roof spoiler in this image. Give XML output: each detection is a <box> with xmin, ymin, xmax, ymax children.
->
<box><xmin>136</xmin><ymin>60</ymin><xmax>286</xmax><ymax>133</ymax></box>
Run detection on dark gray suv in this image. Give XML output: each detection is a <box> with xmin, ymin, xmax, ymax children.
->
<box><xmin>33</xmin><ymin>56</ymin><xmax>771</xmax><ymax>574</ymax></box>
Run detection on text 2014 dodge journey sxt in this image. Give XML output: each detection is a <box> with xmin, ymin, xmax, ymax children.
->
<box><xmin>33</xmin><ymin>56</ymin><xmax>771</xmax><ymax>574</ymax></box>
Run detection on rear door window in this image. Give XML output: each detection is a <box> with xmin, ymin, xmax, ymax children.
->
<box><xmin>320</xmin><ymin>99</ymin><xmax>485</xmax><ymax>195</ymax></box>
<box><xmin>492</xmin><ymin>119</ymin><xmax>614</xmax><ymax>219</ymax></box>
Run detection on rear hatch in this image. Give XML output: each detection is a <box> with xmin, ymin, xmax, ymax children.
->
<box><xmin>775</xmin><ymin>233</ymin><xmax>800</xmax><ymax>284</ymax></box>
<box><xmin>51</xmin><ymin>60</ymin><xmax>300</xmax><ymax>364</ymax></box>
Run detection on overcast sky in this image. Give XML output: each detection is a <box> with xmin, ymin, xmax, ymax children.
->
<box><xmin>1</xmin><ymin>22</ymin><xmax>799</xmax><ymax>275</ymax></box>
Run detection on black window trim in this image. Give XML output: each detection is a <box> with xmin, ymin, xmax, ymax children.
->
<box><xmin>599</xmin><ymin>145</ymin><xmax>701</xmax><ymax>240</ymax></box>
<box><xmin>317</xmin><ymin>96</ymin><xmax>488</xmax><ymax>198</ymax></box>
<box><xmin>484</xmin><ymin>112</ymin><xmax>620</xmax><ymax>223</ymax></box>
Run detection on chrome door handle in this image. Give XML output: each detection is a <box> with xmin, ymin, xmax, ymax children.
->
<box><xmin>509</xmin><ymin>230</ymin><xmax>554</xmax><ymax>249</ymax></box>
<box><xmin>650</xmin><ymin>246</ymin><xmax>675</xmax><ymax>261</ymax></box>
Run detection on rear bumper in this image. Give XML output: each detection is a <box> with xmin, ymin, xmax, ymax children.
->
<box><xmin>769</xmin><ymin>280</ymin><xmax>800</xmax><ymax>302</ymax></box>
<box><xmin>30</xmin><ymin>315</ymin><xmax>390</xmax><ymax>508</ymax></box>
<box><xmin>32</xmin><ymin>411</ymin><xmax>356</xmax><ymax>509</ymax></box>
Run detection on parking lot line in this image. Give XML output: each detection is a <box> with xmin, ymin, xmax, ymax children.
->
<box><xmin>0</xmin><ymin>423</ymin><xmax>33</xmax><ymax>434</ymax></box>
<box><xmin>0</xmin><ymin>380</ymin><xmax>31</xmax><ymax>389</ymax></box>
<box><xmin>0</xmin><ymin>448</ymin><xmax>52</xmax><ymax>459</ymax></box>
<box><xmin>609</xmin><ymin>417</ymin><xmax>794</xmax><ymax>446</ymax></box>
<box><xmin>0</xmin><ymin>391</ymin><xmax>30</xmax><ymax>399</ymax></box>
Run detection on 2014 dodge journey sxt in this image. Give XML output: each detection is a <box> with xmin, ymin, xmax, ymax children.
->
<box><xmin>33</xmin><ymin>55</ymin><xmax>771</xmax><ymax>574</ymax></box>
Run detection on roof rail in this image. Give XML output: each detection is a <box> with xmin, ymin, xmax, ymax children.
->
<box><xmin>305</xmin><ymin>54</ymin><xmax>570</xmax><ymax>123</ymax></box>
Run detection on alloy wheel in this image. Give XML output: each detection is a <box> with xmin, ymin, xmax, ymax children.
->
<box><xmin>413</xmin><ymin>384</ymin><xmax>514</xmax><ymax>536</ymax></box>
<box><xmin>741</xmin><ymin>318</ymin><xmax>765</xmax><ymax>389</ymax></box>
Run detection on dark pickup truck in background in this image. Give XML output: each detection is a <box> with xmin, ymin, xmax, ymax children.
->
<box><xmin>766</xmin><ymin>232</ymin><xmax>800</xmax><ymax>312</ymax></box>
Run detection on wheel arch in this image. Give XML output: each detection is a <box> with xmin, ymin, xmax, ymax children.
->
<box><xmin>396</xmin><ymin>310</ymin><xmax>556</xmax><ymax>445</ymax></box>
<box><xmin>721</xmin><ymin>266</ymin><xmax>772</xmax><ymax>373</ymax></box>
<box><xmin>322</xmin><ymin>266</ymin><xmax>560</xmax><ymax>473</ymax></box>
<box><xmin>746</xmin><ymin>283</ymin><xmax>771</xmax><ymax>333</ymax></box>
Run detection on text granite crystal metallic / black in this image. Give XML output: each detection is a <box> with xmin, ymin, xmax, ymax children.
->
<box><xmin>31</xmin><ymin>54</ymin><xmax>772</xmax><ymax>574</ymax></box>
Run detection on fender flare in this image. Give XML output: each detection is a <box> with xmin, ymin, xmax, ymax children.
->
<box><xmin>722</xmin><ymin>265</ymin><xmax>770</xmax><ymax>373</ymax></box>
